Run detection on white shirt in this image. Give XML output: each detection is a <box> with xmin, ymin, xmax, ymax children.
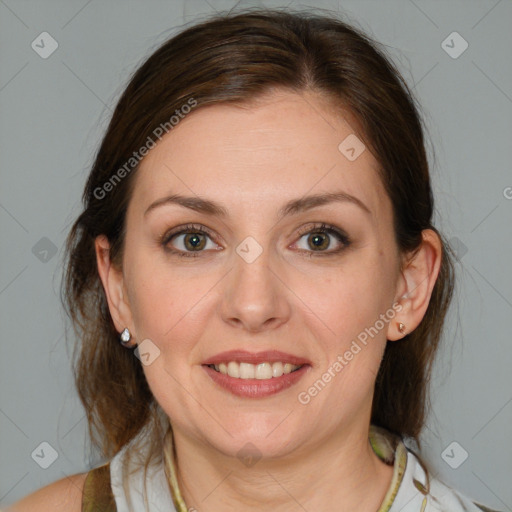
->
<box><xmin>109</xmin><ymin>425</ymin><xmax>500</xmax><ymax>512</ymax></box>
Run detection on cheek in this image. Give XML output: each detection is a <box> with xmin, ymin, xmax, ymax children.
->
<box><xmin>303</xmin><ymin>255</ymin><xmax>394</xmax><ymax>342</ymax></box>
<box><xmin>297</xmin><ymin>258</ymin><xmax>393</xmax><ymax>402</ymax></box>
<box><xmin>128</xmin><ymin>274</ymin><xmax>172</xmax><ymax>337</ymax></box>
<box><xmin>124</xmin><ymin>249</ymin><xmax>218</xmax><ymax>362</ymax></box>
<box><xmin>129</xmin><ymin>271</ymin><xmax>201</xmax><ymax>343</ymax></box>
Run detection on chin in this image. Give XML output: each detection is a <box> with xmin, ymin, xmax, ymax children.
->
<box><xmin>201</xmin><ymin>415</ymin><xmax>305</xmax><ymax>460</ymax></box>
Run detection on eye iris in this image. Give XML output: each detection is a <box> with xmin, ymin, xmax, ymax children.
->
<box><xmin>309</xmin><ymin>232</ymin><xmax>329</xmax><ymax>250</ymax></box>
<box><xmin>184</xmin><ymin>233</ymin><xmax>205</xmax><ymax>251</ymax></box>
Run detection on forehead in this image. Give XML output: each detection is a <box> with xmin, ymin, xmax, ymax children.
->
<box><xmin>133</xmin><ymin>90</ymin><xmax>389</xmax><ymax>223</ymax></box>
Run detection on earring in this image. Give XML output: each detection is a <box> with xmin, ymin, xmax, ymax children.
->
<box><xmin>120</xmin><ymin>328</ymin><xmax>133</xmax><ymax>347</ymax></box>
<box><xmin>398</xmin><ymin>322</ymin><xmax>406</xmax><ymax>335</ymax></box>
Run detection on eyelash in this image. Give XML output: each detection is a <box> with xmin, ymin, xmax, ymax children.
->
<box><xmin>160</xmin><ymin>222</ymin><xmax>351</xmax><ymax>259</ymax></box>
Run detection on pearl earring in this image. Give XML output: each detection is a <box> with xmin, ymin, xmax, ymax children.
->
<box><xmin>120</xmin><ymin>328</ymin><xmax>132</xmax><ymax>346</ymax></box>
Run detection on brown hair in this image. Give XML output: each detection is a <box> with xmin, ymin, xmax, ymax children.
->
<box><xmin>63</xmin><ymin>7</ymin><xmax>455</xmax><ymax>475</ymax></box>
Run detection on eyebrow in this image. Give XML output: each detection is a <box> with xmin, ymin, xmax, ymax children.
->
<box><xmin>144</xmin><ymin>191</ymin><xmax>371</xmax><ymax>219</ymax></box>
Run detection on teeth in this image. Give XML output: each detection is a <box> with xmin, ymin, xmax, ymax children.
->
<box><xmin>227</xmin><ymin>361</ymin><xmax>240</xmax><ymax>378</ymax></box>
<box><xmin>211</xmin><ymin>361</ymin><xmax>301</xmax><ymax>379</ymax></box>
<box><xmin>239</xmin><ymin>362</ymin><xmax>255</xmax><ymax>379</ymax></box>
<box><xmin>283</xmin><ymin>363</ymin><xmax>295</xmax><ymax>374</ymax></box>
<box><xmin>255</xmin><ymin>362</ymin><xmax>273</xmax><ymax>380</ymax></box>
<box><xmin>272</xmin><ymin>362</ymin><xmax>283</xmax><ymax>377</ymax></box>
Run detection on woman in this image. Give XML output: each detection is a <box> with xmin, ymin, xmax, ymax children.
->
<box><xmin>7</xmin><ymin>8</ymin><xmax>502</xmax><ymax>512</ymax></box>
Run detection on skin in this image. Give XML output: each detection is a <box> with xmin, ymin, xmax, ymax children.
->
<box><xmin>7</xmin><ymin>89</ymin><xmax>442</xmax><ymax>511</ymax></box>
<box><xmin>4</xmin><ymin>474</ymin><xmax>87</xmax><ymax>512</ymax></box>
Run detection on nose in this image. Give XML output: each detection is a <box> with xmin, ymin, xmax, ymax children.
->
<box><xmin>219</xmin><ymin>245</ymin><xmax>291</xmax><ymax>333</ymax></box>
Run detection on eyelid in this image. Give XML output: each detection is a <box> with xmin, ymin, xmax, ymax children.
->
<box><xmin>160</xmin><ymin>223</ymin><xmax>219</xmax><ymax>245</ymax></box>
<box><xmin>295</xmin><ymin>222</ymin><xmax>349</xmax><ymax>240</ymax></box>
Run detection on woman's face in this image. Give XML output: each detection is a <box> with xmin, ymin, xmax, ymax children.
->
<box><xmin>112</xmin><ymin>90</ymin><xmax>406</xmax><ymax>458</ymax></box>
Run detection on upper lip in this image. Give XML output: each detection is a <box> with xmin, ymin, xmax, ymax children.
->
<box><xmin>202</xmin><ymin>350</ymin><xmax>311</xmax><ymax>366</ymax></box>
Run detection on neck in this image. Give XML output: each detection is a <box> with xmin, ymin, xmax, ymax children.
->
<box><xmin>169</xmin><ymin>421</ymin><xmax>394</xmax><ymax>512</ymax></box>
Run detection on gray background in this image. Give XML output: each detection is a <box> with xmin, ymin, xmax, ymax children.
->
<box><xmin>1</xmin><ymin>0</ymin><xmax>511</xmax><ymax>509</ymax></box>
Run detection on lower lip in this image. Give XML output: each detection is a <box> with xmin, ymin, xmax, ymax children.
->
<box><xmin>202</xmin><ymin>364</ymin><xmax>310</xmax><ymax>398</ymax></box>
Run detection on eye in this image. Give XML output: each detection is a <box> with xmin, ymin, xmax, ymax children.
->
<box><xmin>161</xmin><ymin>223</ymin><xmax>220</xmax><ymax>258</ymax></box>
<box><xmin>293</xmin><ymin>223</ymin><xmax>351</xmax><ymax>255</ymax></box>
<box><xmin>161</xmin><ymin>222</ymin><xmax>351</xmax><ymax>258</ymax></box>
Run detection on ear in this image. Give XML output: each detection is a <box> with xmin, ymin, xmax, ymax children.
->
<box><xmin>95</xmin><ymin>235</ymin><xmax>135</xmax><ymax>343</ymax></box>
<box><xmin>387</xmin><ymin>229</ymin><xmax>442</xmax><ymax>341</ymax></box>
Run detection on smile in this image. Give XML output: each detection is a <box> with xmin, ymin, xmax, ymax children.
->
<box><xmin>207</xmin><ymin>361</ymin><xmax>302</xmax><ymax>380</ymax></box>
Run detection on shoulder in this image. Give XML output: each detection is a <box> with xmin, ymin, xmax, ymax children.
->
<box><xmin>403</xmin><ymin>449</ymin><xmax>503</xmax><ymax>512</ymax></box>
<box><xmin>427</xmin><ymin>475</ymin><xmax>503</xmax><ymax>512</ymax></box>
<box><xmin>4</xmin><ymin>472</ymin><xmax>88</xmax><ymax>512</ymax></box>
